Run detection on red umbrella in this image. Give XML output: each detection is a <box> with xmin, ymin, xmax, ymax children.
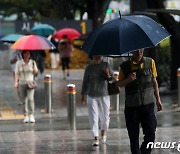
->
<box><xmin>53</xmin><ymin>28</ymin><xmax>81</xmax><ymax>40</ymax></box>
<box><xmin>11</xmin><ymin>35</ymin><xmax>54</xmax><ymax>50</ymax></box>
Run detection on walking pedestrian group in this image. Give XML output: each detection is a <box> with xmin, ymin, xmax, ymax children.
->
<box><xmin>11</xmin><ymin>34</ymin><xmax>162</xmax><ymax>154</ymax></box>
<box><xmin>81</xmin><ymin>49</ymin><xmax>163</xmax><ymax>154</ymax></box>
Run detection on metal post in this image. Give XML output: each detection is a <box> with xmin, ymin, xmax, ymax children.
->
<box><xmin>177</xmin><ymin>68</ymin><xmax>180</xmax><ymax>106</ymax></box>
<box><xmin>44</xmin><ymin>74</ymin><xmax>52</xmax><ymax>114</ymax></box>
<box><xmin>67</xmin><ymin>84</ymin><xmax>76</xmax><ymax>130</ymax></box>
<box><xmin>111</xmin><ymin>71</ymin><xmax>120</xmax><ymax>113</ymax></box>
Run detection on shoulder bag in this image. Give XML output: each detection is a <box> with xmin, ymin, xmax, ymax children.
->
<box><xmin>108</xmin><ymin>81</ymin><xmax>120</xmax><ymax>95</ymax></box>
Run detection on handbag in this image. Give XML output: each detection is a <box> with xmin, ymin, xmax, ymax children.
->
<box><xmin>27</xmin><ymin>81</ymin><xmax>37</xmax><ymax>89</ymax></box>
<box><xmin>108</xmin><ymin>81</ymin><xmax>120</xmax><ymax>95</ymax></box>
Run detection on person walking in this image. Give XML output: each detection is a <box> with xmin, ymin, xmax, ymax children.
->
<box><xmin>10</xmin><ymin>50</ymin><xmax>22</xmax><ymax>79</ymax></box>
<box><xmin>31</xmin><ymin>50</ymin><xmax>46</xmax><ymax>77</ymax></box>
<box><xmin>10</xmin><ymin>50</ymin><xmax>22</xmax><ymax>105</ymax></box>
<box><xmin>48</xmin><ymin>35</ymin><xmax>60</xmax><ymax>69</ymax></box>
<box><xmin>58</xmin><ymin>38</ymin><xmax>73</xmax><ymax>79</ymax></box>
<box><xmin>14</xmin><ymin>50</ymin><xmax>38</xmax><ymax>123</ymax></box>
<box><xmin>81</xmin><ymin>56</ymin><xmax>111</xmax><ymax>146</ymax></box>
<box><xmin>117</xmin><ymin>49</ymin><xmax>163</xmax><ymax>154</ymax></box>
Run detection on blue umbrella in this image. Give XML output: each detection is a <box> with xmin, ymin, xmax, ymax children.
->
<box><xmin>31</xmin><ymin>24</ymin><xmax>56</xmax><ymax>36</ymax></box>
<box><xmin>82</xmin><ymin>15</ymin><xmax>171</xmax><ymax>56</ymax></box>
<box><xmin>0</xmin><ymin>34</ymin><xmax>25</xmax><ymax>43</ymax></box>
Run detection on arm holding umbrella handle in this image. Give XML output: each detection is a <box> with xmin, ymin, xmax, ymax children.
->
<box><xmin>116</xmin><ymin>72</ymin><xmax>136</xmax><ymax>87</ymax></box>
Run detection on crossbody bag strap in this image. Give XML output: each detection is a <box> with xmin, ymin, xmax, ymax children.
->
<box><xmin>22</xmin><ymin>64</ymin><xmax>27</xmax><ymax>81</ymax></box>
<box><xmin>22</xmin><ymin>60</ymin><xmax>35</xmax><ymax>81</ymax></box>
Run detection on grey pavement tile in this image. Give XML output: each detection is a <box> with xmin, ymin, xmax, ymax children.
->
<box><xmin>1</xmin><ymin>133</ymin><xmax>22</xmax><ymax>143</ymax></box>
<box><xmin>35</xmin><ymin>131</ymin><xmax>58</xmax><ymax>140</ymax></box>
<box><xmin>53</xmin><ymin>130</ymin><xmax>77</xmax><ymax>139</ymax></box>
<box><xmin>11</xmin><ymin>150</ymin><xmax>35</xmax><ymax>154</ymax></box>
<box><xmin>0</xmin><ymin>143</ymin><xmax>8</xmax><ymax>148</ymax></box>
<box><xmin>4</xmin><ymin>142</ymin><xmax>30</xmax><ymax>150</ymax></box>
<box><xmin>18</xmin><ymin>132</ymin><xmax>41</xmax><ymax>142</ymax></box>
<box><xmin>0</xmin><ymin>148</ymin><xmax>13</xmax><ymax>154</ymax></box>
<box><xmin>0</xmin><ymin>135</ymin><xmax>4</xmax><ymax>143</ymax></box>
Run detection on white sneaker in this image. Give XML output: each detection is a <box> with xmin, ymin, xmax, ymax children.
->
<box><xmin>23</xmin><ymin>115</ymin><xmax>29</xmax><ymax>123</ymax></box>
<box><xmin>92</xmin><ymin>140</ymin><xmax>99</xmax><ymax>146</ymax></box>
<box><xmin>101</xmin><ymin>136</ymin><xmax>107</xmax><ymax>144</ymax></box>
<box><xmin>29</xmin><ymin>114</ymin><xmax>35</xmax><ymax>123</ymax></box>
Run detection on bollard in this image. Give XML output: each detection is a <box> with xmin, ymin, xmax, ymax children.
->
<box><xmin>67</xmin><ymin>84</ymin><xmax>76</xmax><ymax>130</ymax></box>
<box><xmin>177</xmin><ymin>68</ymin><xmax>180</xmax><ymax>105</ymax></box>
<box><xmin>111</xmin><ymin>71</ymin><xmax>120</xmax><ymax>113</ymax></box>
<box><xmin>44</xmin><ymin>74</ymin><xmax>52</xmax><ymax>114</ymax></box>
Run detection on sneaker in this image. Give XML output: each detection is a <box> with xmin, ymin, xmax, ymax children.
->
<box><xmin>101</xmin><ymin>136</ymin><xmax>107</xmax><ymax>144</ymax></box>
<box><xmin>23</xmin><ymin>115</ymin><xmax>29</xmax><ymax>123</ymax></box>
<box><xmin>29</xmin><ymin>114</ymin><xmax>35</xmax><ymax>123</ymax></box>
<box><xmin>92</xmin><ymin>140</ymin><xmax>99</xmax><ymax>146</ymax></box>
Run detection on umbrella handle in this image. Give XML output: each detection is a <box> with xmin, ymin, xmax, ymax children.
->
<box><xmin>119</xmin><ymin>10</ymin><xmax>122</xmax><ymax>19</ymax></box>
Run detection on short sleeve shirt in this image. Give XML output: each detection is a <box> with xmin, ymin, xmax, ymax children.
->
<box><xmin>15</xmin><ymin>59</ymin><xmax>38</xmax><ymax>84</ymax></box>
<box><xmin>118</xmin><ymin>57</ymin><xmax>157</xmax><ymax>81</ymax></box>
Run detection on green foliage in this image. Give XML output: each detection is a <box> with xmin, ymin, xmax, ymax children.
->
<box><xmin>0</xmin><ymin>0</ymin><xmax>78</xmax><ymax>20</ymax></box>
<box><xmin>0</xmin><ymin>0</ymin><xmax>109</xmax><ymax>28</ymax></box>
<box><xmin>159</xmin><ymin>38</ymin><xmax>171</xmax><ymax>62</ymax></box>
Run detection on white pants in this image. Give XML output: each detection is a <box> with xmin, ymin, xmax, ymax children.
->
<box><xmin>19</xmin><ymin>84</ymin><xmax>35</xmax><ymax>116</ymax></box>
<box><xmin>50</xmin><ymin>53</ymin><xmax>60</xmax><ymax>69</ymax></box>
<box><xmin>87</xmin><ymin>95</ymin><xmax>110</xmax><ymax>137</ymax></box>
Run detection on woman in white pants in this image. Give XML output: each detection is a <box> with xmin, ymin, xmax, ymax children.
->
<box><xmin>81</xmin><ymin>56</ymin><xmax>111</xmax><ymax>146</ymax></box>
<box><xmin>15</xmin><ymin>50</ymin><xmax>38</xmax><ymax>123</ymax></box>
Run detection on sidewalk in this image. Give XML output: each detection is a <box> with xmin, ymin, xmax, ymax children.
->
<box><xmin>0</xmin><ymin>69</ymin><xmax>179</xmax><ymax>153</ymax></box>
<box><xmin>0</xmin><ymin>126</ymin><xmax>179</xmax><ymax>153</ymax></box>
<box><xmin>0</xmin><ymin>69</ymin><xmax>179</xmax><ymax>120</ymax></box>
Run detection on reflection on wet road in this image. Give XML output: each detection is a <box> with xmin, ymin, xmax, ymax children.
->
<box><xmin>0</xmin><ymin>110</ymin><xmax>179</xmax><ymax>132</ymax></box>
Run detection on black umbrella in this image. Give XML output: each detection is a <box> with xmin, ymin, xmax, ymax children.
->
<box><xmin>82</xmin><ymin>14</ymin><xmax>171</xmax><ymax>56</ymax></box>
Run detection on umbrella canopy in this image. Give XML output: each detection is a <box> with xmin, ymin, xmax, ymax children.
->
<box><xmin>11</xmin><ymin>35</ymin><xmax>54</xmax><ymax>50</ymax></box>
<box><xmin>53</xmin><ymin>28</ymin><xmax>81</xmax><ymax>40</ymax></box>
<box><xmin>0</xmin><ymin>34</ymin><xmax>25</xmax><ymax>43</ymax></box>
<box><xmin>31</xmin><ymin>24</ymin><xmax>56</xmax><ymax>36</ymax></box>
<box><xmin>82</xmin><ymin>15</ymin><xmax>171</xmax><ymax>56</ymax></box>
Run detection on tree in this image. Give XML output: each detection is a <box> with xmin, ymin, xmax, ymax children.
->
<box><xmin>0</xmin><ymin>0</ymin><xmax>110</xmax><ymax>28</ymax></box>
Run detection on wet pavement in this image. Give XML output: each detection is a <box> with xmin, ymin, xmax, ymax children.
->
<box><xmin>0</xmin><ymin>69</ymin><xmax>179</xmax><ymax>153</ymax></box>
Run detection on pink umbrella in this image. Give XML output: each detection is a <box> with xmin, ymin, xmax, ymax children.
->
<box><xmin>11</xmin><ymin>34</ymin><xmax>54</xmax><ymax>50</ymax></box>
<box><xmin>53</xmin><ymin>28</ymin><xmax>81</xmax><ymax>40</ymax></box>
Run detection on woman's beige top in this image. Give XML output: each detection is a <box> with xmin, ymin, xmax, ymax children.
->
<box><xmin>15</xmin><ymin>59</ymin><xmax>38</xmax><ymax>84</ymax></box>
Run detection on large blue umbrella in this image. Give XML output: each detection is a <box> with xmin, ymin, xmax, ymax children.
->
<box><xmin>82</xmin><ymin>15</ymin><xmax>171</xmax><ymax>56</ymax></box>
<box><xmin>31</xmin><ymin>24</ymin><xmax>56</xmax><ymax>36</ymax></box>
<box><xmin>0</xmin><ymin>34</ymin><xmax>25</xmax><ymax>43</ymax></box>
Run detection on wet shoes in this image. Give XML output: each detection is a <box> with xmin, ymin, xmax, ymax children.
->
<box><xmin>23</xmin><ymin>115</ymin><xmax>35</xmax><ymax>123</ymax></box>
<box><xmin>29</xmin><ymin>114</ymin><xmax>35</xmax><ymax>123</ymax></box>
<box><xmin>92</xmin><ymin>139</ymin><xmax>99</xmax><ymax>146</ymax></box>
<box><xmin>92</xmin><ymin>136</ymin><xmax>107</xmax><ymax>146</ymax></box>
<box><xmin>101</xmin><ymin>136</ymin><xmax>107</xmax><ymax>144</ymax></box>
<box><xmin>23</xmin><ymin>115</ymin><xmax>29</xmax><ymax>123</ymax></box>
